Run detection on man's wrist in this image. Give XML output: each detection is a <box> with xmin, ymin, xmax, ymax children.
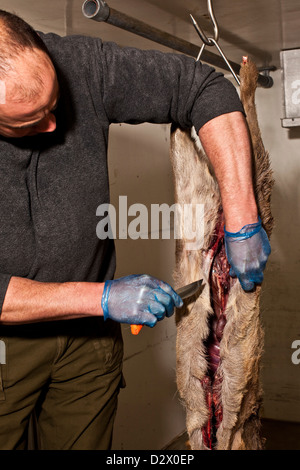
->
<box><xmin>223</xmin><ymin>200</ymin><xmax>258</xmax><ymax>233</ymax></box>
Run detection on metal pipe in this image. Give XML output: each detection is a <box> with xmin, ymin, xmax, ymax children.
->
<box><xmin>82</xmin><ymin>0</ymin><xmax>273</xmax><ymax>88</ymax></box>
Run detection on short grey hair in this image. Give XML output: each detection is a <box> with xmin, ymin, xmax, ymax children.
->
<box><xmin>0</xmin><ymin>10</ymin><xmax>52</xmax><ymax>102</ymax></box>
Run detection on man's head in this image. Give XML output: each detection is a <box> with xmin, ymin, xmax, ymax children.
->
<box><xmin>0</xmin><ymin>10</ymin><xmax>59</xmax><ymax>138</ymax></box>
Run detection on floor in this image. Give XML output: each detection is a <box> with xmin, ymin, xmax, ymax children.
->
<box><xmin>164</xmin><ymin>419</ymin><xmax>300</xmax><ymax>450</ymax></box>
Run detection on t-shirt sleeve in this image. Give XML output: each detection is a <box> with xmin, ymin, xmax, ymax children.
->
<box><xmin>92</xmin><ymin>39</ymin><xmax>244</xmax><ymax>133</ymax></box>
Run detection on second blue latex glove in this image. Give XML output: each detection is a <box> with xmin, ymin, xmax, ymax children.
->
<box><xmin>101</xmin><ymin>274</ymin><xmax>183</xmax><ymax>327</ymax></box>
<box><xmin>224</xmin><ymin>218</ymin><xmax>271</xmax><ymax>291</ymax></box>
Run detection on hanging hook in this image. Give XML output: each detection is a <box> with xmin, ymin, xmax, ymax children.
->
<box><xmin>190</xmin><ymin>0</ymin><xmax>240</xmax><ymax>86</ymax></box>
<box><xmin>190</xmin><ymin>0</ymin><xmax>219</xmax><ymax>46</ymax></box>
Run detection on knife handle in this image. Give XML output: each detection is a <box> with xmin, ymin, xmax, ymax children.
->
<box><xmin>130</xmin><ymin>324</ymin><xmax>143</xmax><ymax>335</ymax></box>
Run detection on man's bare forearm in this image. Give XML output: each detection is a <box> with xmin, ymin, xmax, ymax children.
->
<box><xmin>0</xmin><ymin>277</ymin><xmax>104</xmax><ymax>324</ymax></box>
<box><xmin>199</xmin><ymin>111</ymin><xmax>258</xmax><ymax>232</ymax></box>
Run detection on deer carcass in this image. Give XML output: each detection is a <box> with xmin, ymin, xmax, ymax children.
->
<box><xmin>171</xmin><ymin>58</ymin><xmax>274</xmax><ymax>450</ymax></box>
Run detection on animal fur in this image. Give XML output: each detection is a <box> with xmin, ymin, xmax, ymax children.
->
<box><xmin>171</xmin><ymin>59</ymin><xmax>274</xmax><ymax>450</ymax></box>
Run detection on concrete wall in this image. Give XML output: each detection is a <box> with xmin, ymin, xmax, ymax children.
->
<box><xmin>1</xmin><ymin>0</ymin><xmax>300</xmax><ymax>450</ymax></box>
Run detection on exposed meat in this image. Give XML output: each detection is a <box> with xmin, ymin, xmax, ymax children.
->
<box><xmin>171</xmin><ymin>58</ymin><xmax>274</xmax><ymax>450</ymax></box>
<box><xmin>201</xmin><ymin>214</ymin><xmax>231</xmax><ymax>449</ymax></box>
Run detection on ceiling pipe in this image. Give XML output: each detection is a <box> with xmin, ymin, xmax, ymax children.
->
<box><xmin>82</xmin><ymin>0</ymin><xmax>273</xmax><ymax>88</ymax></box>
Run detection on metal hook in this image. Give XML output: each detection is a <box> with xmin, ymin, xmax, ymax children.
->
<box><xmin>190</xmin><ymin>0</ymin><xmax>219</xmax><ymax>46</ymax></box>
<box><xmin>190</xmin><ymin>0</ymin><xmax>240</xmax><ymax>86</ymax></box>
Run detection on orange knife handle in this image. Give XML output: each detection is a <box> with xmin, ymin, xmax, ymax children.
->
<box><xmin>130</xmin><ymin>324</ymin><xmax>143</xmax><ymax>335</ymax></box>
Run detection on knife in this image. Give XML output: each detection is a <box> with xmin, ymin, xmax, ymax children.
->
<box><xmin>130</xmin><ymin>279</ymin><xmax>203</xmax><ymax>335</ymax></box>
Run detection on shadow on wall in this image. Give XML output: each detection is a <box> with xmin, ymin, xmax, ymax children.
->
<box><xmin>287</xmin><ymin>126</ymin><xmax>300</xmax><ymax>140</ymax></box>
<box><xmin>107</xmin><ymin>123</ymin><xmax>175</xmax><ymax>282</ymax></box>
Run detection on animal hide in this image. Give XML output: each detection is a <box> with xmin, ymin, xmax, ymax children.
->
<box><xmin>171</xmin><ymin>58</ymin><xmax>274</xmax><ymax>450</ymax></box>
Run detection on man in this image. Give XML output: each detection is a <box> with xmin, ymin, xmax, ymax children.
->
<box><xmin>0</xmin><ymin>10</ymin><xmax>270</xmax><ymax>449</ymax></box>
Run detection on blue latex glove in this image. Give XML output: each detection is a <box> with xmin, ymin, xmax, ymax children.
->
<box><xmin>224</xmin><ymin>218</ymin><xmax>271</xmax><ymax>291</ymax></box>
<box><xmin>101</xmin><ymin>274</ymin><xmax>183</xmax><ymax>327</ymax></box>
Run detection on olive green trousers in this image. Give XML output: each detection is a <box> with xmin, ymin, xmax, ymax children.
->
<box><xmin>0</xmin><ymin>317</ymin><xmax>124</xmax><ymax>450</ymax></box>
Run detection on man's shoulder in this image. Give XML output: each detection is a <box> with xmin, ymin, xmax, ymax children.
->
<box><xmin>38</xmin><ymin>31</ymin><xmax>102</xmax><ymax>55</ymax></box>
<box><xmin>37</xmin><ymin>31</ymin><xmax>105</xmax><ymax>73</ymax></box>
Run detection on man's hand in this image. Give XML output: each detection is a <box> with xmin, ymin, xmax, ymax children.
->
<box><xmin>224</xmin><ymin>219</ymin><xmax>271</xmax><ymax>291</ymax></box>
<box><xmin>101</xmin><ymin>274</ymin><xmax>183</xmax><ymax>327</ymax></box>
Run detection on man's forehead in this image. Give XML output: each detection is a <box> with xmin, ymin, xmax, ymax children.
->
<box><xmin>0</xmin><ymin>71</ymin><xmax>59</xmax><ymax>129</ymax></box>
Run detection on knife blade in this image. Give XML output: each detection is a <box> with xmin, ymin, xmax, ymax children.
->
<box><xmin>130</xmin><ymin>279</ymin><xmax>203</xmax><ymax>335</ymax></box>
<box><xmin>176</xmin><ymin>279</ymin><xmax>203</xmax><ymax>299</ymax></box>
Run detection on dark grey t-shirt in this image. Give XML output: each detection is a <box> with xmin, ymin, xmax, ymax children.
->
<box><xmin>0</xmin><ymin>33</ymin><xmax>244</xmax><ymax>313</ymax></box>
